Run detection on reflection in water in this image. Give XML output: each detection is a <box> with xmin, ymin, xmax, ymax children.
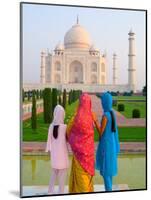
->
<box><xmin>31</xmin><ymin>160</ymin><xmax>36</xmax><ymax>180</ymax></box>
<box><xmin>22</xmin><ymin>154</ymin><xmax>146</xmax><ymax>189</ymax></box>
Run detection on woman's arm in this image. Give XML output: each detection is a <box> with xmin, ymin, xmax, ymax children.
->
<box><xmin>100</xmin><ymin>116</ymin><xmax>108</xmax><ymax>137</ymax></box>
<box><xmin>66</xmin><ymin>112</ymin><xmax>77</xmax><ymax>140</ymax></box>
<box><xmin>92</xmin><ymin>112</ymin><xmax>101</xmax><ymax>135</ymax></box>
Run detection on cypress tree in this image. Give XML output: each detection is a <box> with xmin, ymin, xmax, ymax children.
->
<box><xmin>22</xmin><ymin>89</ymin><xmax>24</xmax><ymax>102</ymax></box>
<box><xmin>68</xmin><ymin>90</ymin><xmax>71</xmax><ymax>105</ymax></box>
<box><xmin>70</xmin><ymin>91</ymin><xmax>72</xmax><ymax>104</ymax></box>
<box><xmin>72</xmin><ymin>90</ymin><xmax>76</xmax><ymax>102</ymax></box>
<box><xmin>36</xmin><ymin>90</ymin><xmax>39</xmax><ymax>99</ymax></box>
<box><xmin>62</xmin><ymin>89</ymin><xmax>67</xmax><ymax>109</ymax></box>
<box><xmin>52</xmin><ymin>88</ymin><xmax>58</xmax><ymax>111</ymax></box>
<box><xmin>27</xmin><ymin>90</ymin><xmax>30</xmax><ymax>101</ymax></box>
<box><xmin>40</xmin><ymin>90</ymin><xmax>43</xmax><ymax>99</ymax></box>
<box><xmin>43</xmin><ymin>88</ymin><xmax>52</xmax><ymax>123</ymax></box>
<box><xmin>58</xmin><ymin>94</ymin><xmax>62</xmax><ymax>105</ymax></box>
<box><xmin>31</xmin><ymin>91</ymin><xmax>37</xmax><ymax>130</ymax></box>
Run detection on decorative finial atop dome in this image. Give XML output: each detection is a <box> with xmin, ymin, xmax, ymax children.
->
<box><xmin>129</xmin><ymin>28</ymin><xmax>135</xmax><ymax>36</ymax></box>
<box><xmin>76</xmin><ymin>15</ymin><xmax>79</xmax><ymax>24</ymax></box>
<box><xmin>113</xmin><ymin>52</ymin><xmax>117</xmax><ymax>57</ymax></box>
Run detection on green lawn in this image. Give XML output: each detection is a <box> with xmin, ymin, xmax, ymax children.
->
<box><xmin>113</xmin><ymin>96</ymin><xmax>146</xmax><ymax>100</ymax></box>
<box><xmin>23</xmin><ymin>99</ymin><xmax>146</xmax><ymax>142</ymax></box>
<box><xmin>94</xmin><ymin>127</ymin><xmax>146</xmax><ymax>142</ymax></box>
<box><xmin>23</xmin><ymin>101</ymin><xmax>79</xmax><ymax>141</ymax></box>
<box><xmin>23</xmin><ymin>114</ymin><xmax>146</xmax><ymax>142</ymax></box>
<box><xmin>113</xmin><ymin>101</ymin><xmax>146</xmax><ymax>118</ymax></box>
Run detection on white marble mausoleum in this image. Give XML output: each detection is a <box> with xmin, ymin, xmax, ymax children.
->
<box><xmin>23</xmin><ymin>17</ymin><xmax>136</xmax><ymax>93</ymax></box>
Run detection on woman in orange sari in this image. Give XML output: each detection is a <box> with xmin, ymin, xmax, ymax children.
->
<box><xmin>67</xmin><ymin>93</ymin><xmax>101</xmax><ymax>193</ymax></box>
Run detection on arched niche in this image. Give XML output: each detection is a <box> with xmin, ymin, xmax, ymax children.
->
<box><xmin>91</xmin><ymin>74</ymin><xmax>97</xmax><ymax>84</ymax></box>
<box><xmin>55</xmin><ymin>61</ymin><xmax>61</xmax><ymax>71</ymax></box>
<box><xmin>91</xmin><ymin>62</ymin><xmax>97</xmax><ymax>72</ymax></box>
<box><xmin>69</xmin><ymin>61</ymin><xmax>83</xmax><ymax>83</ymax></box>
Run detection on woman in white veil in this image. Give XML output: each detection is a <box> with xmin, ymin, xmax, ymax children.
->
<box><xmin>46</xmin><ymin>105</ymin><xmax>69</xmax><ymax>194</ymax></box>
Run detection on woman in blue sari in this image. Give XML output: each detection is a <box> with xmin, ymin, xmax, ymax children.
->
<box><xmin>96</xmin><ymin>92</ymin><xmax>120</xmax><ymax>191</ymax></box>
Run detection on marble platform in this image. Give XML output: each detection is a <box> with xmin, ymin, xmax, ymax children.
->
<box><xmin>22</xmin><ymin>184</ymin><xmax>129</xmax><ymax>197</ymax></box>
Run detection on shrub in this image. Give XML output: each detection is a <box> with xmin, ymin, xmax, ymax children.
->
<box><xmin>113</xmin><ymin>100</ymin><xmax>117</xmax><ymax>106</ymax></box>
<box><xmin>132</xmin><ymin>109</ymin><xmax>140</xmax><ymax>118</ymax></box>
<box><xmin>123</xmin><ymin>91</ymin><xmax>132</xmax><ymax>96</ymax></box>
<box><xmin>111</xmin><ymin>91</ymin><xmax>118</xmax><ymax>96</ymax></box>
<box><xmin>118</xmin><ymin>104</ymin><xmax>125</xmax><ymax>111</ymax></box>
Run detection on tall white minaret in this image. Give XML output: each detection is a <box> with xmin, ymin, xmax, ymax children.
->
<box><xmin>40</xmin><ymin>50</ymin><xmax>46</xmax><ymax>84</ymax></box>
<box><xmin>113</xmin><ymin>53</ymin><xmax>117</xmax><ymax>85</ymax></box>
<box><xmin>128</xmin><ymin>29</ymin><xmax>136</xmax><ymax>92</ymax></box>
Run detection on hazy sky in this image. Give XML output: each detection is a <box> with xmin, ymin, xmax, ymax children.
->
<box><xmin>22</xmin><ymin>3</ymin><xmax>146</xmax><ymax>90</ymax></box>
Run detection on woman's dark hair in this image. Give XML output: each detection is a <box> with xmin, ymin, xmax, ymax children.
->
<box><xmin>53</xmin><ymin>125</ymin><xmax>59</xmax><ymax>139</ymax></box>
<box><xmin>110</xmin><ymin>111</ymin><xmax>116</xmax><ymax>133</ymax></box>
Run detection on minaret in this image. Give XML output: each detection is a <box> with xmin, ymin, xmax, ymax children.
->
<box><xmin>128</xmin><ymin>29</ymin><xmax>136</xmax><ymax>92</ymax></box>
<box><xmin>113</xmin><ymin>53</ymin><xmax>117</xmax><ymax>85</ymax></box>
<box><xmin>76</xmin><ymin>15</ymin><xmax>79</xmax><ymax>24</ymax></box>
<box><xmin>40</xmin><ymin>50</ymin><xmax>46</xmax><ymax>84</ymax></box>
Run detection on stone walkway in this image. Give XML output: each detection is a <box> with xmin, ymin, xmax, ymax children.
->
<box><xmin>90</xmin><ymin>95</ymin><xmax>146</xmax><ymax>127</ymax></box>
<box><xmin>22</xmin><ymin>142</ymin><xmax>146</xmax><ymax>154</ymax></box>
<box><xmin>22</xmin><ymin>184</ymin><xmax>129</xmax><ymax>197</ymax></box>
<box><xmin>23</xmin><ymin>108</ymin><xmax>43</xmax><ymax>121</ymax></box>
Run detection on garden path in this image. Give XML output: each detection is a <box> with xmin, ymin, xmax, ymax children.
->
<box><xmin>90</xmin><ymin>95</ymin><xmax>145</xmax><ymax>127</ymax></box>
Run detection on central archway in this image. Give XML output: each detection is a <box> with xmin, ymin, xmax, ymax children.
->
<box><xmin>69</xmin><ymin>61</ymin><xmax>83</xmax><ymax>83</ymax></box>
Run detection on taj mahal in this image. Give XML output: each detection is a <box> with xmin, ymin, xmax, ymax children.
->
<box><xmin>23</xmin><ymin>17</ymin><xmax>136</xmax><ymax>93</ymax></box>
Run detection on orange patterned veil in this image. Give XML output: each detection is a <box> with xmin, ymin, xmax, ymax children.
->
<box><xmin>68</xmin><ymin>93</ymin><xmax>95</xmax><ymax>176</ymax></box>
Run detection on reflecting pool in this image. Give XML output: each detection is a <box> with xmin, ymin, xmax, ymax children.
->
<box><xmin>22</xmin><ymin>154</ymin><xmax>146</xmax><ymax>190</ymax></box>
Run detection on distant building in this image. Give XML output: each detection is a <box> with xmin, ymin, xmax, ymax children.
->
<box><xmin>23</xmin><ymin>17</ymin><xmax>136</xmax><ymax>93</ymax></box>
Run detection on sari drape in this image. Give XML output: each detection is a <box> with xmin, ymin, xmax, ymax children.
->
<box><xmin>67</xmin><ymin>93</ymin><xmax>95</xmax><ymax>193</ymax></box>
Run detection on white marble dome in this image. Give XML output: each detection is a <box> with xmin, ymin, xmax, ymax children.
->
<box><xmin>64</xmin><ymin>23</ymin><xmax>91</xmax><ymax>49</ymax></box>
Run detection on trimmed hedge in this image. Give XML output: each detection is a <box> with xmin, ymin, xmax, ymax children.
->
<box><xmin>132</xmin><ymin>109</ymin><xmax>140</xmax><ymax>118</ymax></box>
<box><xmin>118</xmin><ymin>104</ymin><xmax>125</xmax><ymax>111</ymax></box>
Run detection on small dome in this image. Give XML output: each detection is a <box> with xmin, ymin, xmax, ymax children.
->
<box><xmin>89</xmin><ymin>45</ymin><xmax>99</xmax><ymax>52</ymax></box>
<box><xmin>55</xmin><ymin>43</ymin><xmax>64</xmax><ymax>51</ymax></box>
<box><xmin>64</xmin><ymin>20</ymin><xmax>91</xmax><ymax>49</ymax></box>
